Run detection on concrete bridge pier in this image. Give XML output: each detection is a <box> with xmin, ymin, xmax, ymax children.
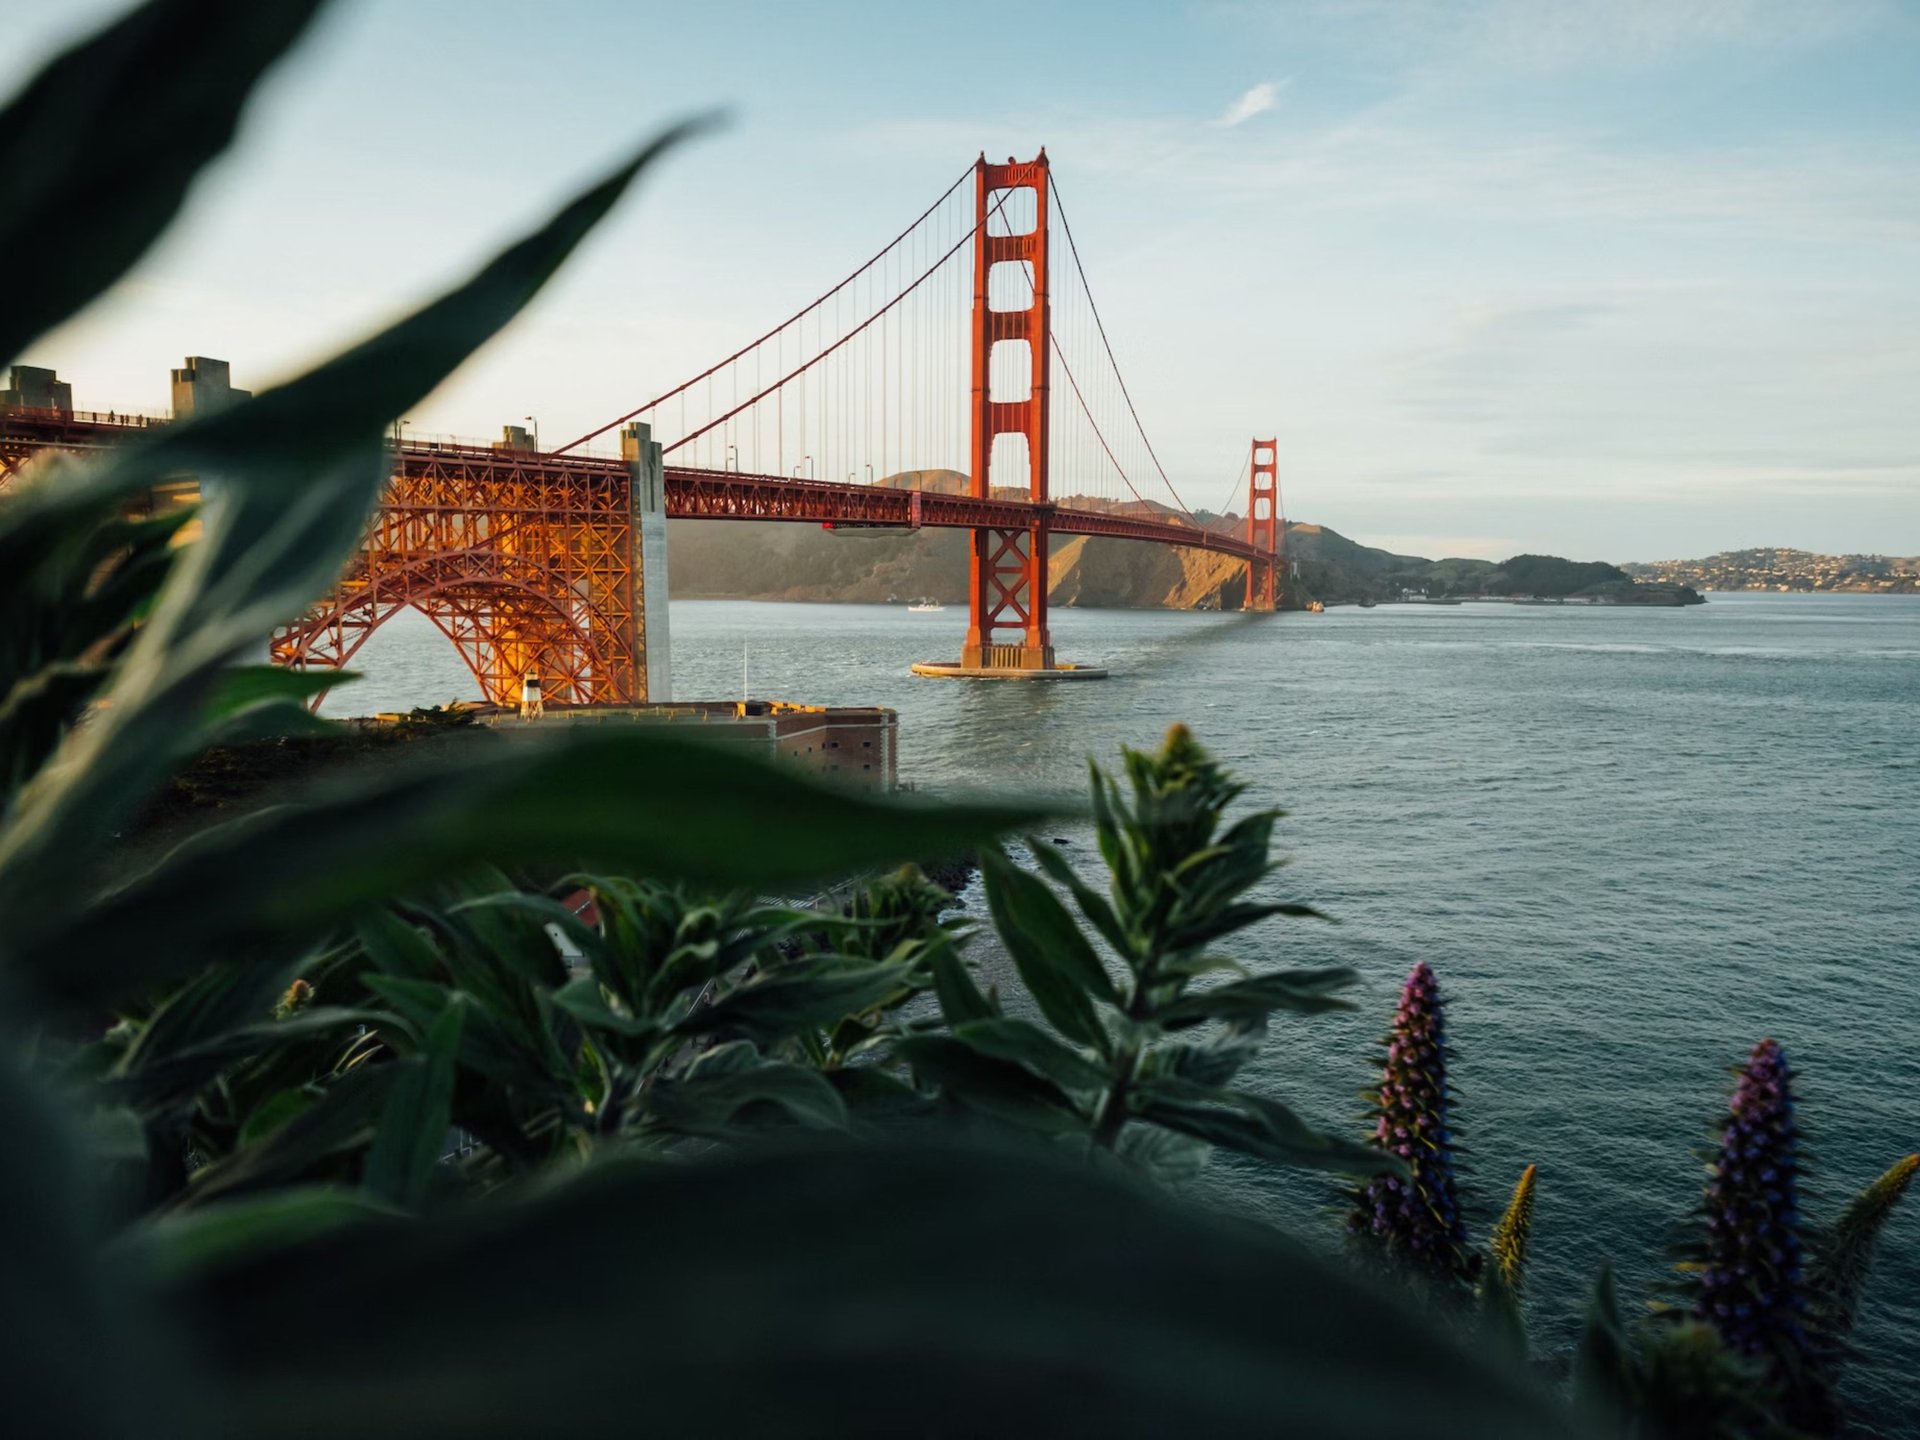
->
<box><xmin>622</xmin><ymin>421</ymin><xmax>673</xmax><ymax>703</ymax></box>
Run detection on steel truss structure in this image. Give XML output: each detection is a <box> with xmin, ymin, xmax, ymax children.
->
<box><xmin>1</xmin><ymin>401</ymin><xmax>1273</xmax><ymax>704</ymax></box>
<box><xmin>268</xmin><ymin>444</ymin><xmax>638</xmax><ymax>705</ymax></box>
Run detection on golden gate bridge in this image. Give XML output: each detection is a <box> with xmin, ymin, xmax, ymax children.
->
<box><xmin>0</xmin><ymin>151</ymin><xmax>1287</xmax><ymax>702</ymax></box>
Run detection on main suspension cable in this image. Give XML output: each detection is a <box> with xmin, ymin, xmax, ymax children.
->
<box><xmin>552</xmin><ymin>163</ymin><xmax>973</xmax><ymax>457</ymax></box>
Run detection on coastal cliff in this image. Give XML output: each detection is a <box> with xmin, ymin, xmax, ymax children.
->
<box><xmin>667</xmin><ymin>511</ymin><xmax>1701</xmax><ymax>609</ymax></box>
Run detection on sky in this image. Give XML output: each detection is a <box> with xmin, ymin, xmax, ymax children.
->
<box><xmin>5</xmin><ymin>0</ymin><xmax>1919</xmax><ymax>562</ymax></box>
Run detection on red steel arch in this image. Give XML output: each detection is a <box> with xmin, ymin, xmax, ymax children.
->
<box><xmin>266</xmin><ymin>442</ymin><xmax>641</xmax><ymax>705</ymax></box>
<box><xmin>271</xmin><ymin>558</ymin><xmax>621</xmax><ymax>707</ymax></box>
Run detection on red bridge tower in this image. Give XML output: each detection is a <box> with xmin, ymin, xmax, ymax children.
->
<box><xmin>963</xmin><ymin>151</ymin><xmax>1054</xmax><ymax>670</ymax></box>
<box><xmin>1248</xmin><ymin>436</ymin><xmax>1281</xmax><ymax>611</ymax></box>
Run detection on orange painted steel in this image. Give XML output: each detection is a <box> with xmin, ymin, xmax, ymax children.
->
<box><xmin>1248</xmin><ymin>436</ymin><xmax>1281</xmax><ymax>611</ymax></box>
<box><xmin>965</xmin><ymin>151</ymin><xmax>1054</xmax><ymax>671</ymax></box>
<box><xmin>269</xmin><ymin>441</ymin><xmax>639</xmax><ymax>705</ymax></box>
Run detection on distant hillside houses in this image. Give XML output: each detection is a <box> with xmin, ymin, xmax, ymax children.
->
<box><xmin>1622</xmin><ymin>548</ymin><xmax>1919</xmax><ymax>594</ymax></box>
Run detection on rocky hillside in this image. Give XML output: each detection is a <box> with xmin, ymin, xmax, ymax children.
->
<box><xmin>668</xmin><ymin>511</ymin><xmax>1699</xmax><ymax>609</ymax></box>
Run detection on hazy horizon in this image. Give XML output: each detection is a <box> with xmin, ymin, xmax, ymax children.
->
<box><xmin>4</xmin><ymin>0</ymin><xmax>1916</xmax><ymax>563</ymax></box>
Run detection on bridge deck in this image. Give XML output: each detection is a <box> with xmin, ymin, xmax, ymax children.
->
<box><xmin>0</xmin><ymin>409</ymin><xmax>1269</xmax><ymax>565</ymax></box>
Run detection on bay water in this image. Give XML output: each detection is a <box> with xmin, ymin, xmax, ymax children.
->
<box><xmin>338</xmin><ymin>591</ymin><xmax>1920</xmax><ymax>1415</ymax></box>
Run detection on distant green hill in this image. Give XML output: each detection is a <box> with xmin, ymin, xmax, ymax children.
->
<box><xmin>668</xmin><ymin>515</ymin><xmax>1701</xmax><ymax>609</ymax></box>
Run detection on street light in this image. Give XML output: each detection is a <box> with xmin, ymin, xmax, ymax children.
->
<box><xmin>865</xmin><ymin>463</ymin><xmax>874</xmax><ymax>485</ymax></box>
<box><xmin>524</xmin><ymin>414</ymin><xmax>539</xmax><ymax>451</ymax></box>
<box><xmin>726</xmin><ymin>443</ymin><xmax>737</xmax><ymax>472</ymax></box>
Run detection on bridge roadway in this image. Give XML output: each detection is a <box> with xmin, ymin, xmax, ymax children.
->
<box><xmin>0</xmin><ymin>409</ymin><xmax>1267</xmax><ymax>567</ymax></box>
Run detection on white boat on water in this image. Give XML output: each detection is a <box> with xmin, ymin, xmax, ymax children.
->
<box><xmin>907</xmin><ymin>598</ymin><xmax>944</xmax><ymax>612</ymax></box>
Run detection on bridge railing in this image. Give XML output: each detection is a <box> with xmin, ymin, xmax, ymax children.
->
<box><xmin>0</xmin><ymin>403</ymin><xmax>169</xmax><ymax>430</ymax></box>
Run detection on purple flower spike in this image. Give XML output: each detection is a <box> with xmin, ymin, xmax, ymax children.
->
<box><xmin>1350</xmin><ymin>962</ymin><xmax>1476</xmax><ymax>1285</ymax></box>
<box><xmin>1693</xmin><ymin>1038</ymin><xmax>1808</xmax><ymax>1371</ymax></box>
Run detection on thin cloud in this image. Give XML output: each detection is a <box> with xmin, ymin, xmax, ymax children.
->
<box><xmin>1217</xmin><ymin>80</ymin><xmax>1285</xmax><ymax>127</ymax></box>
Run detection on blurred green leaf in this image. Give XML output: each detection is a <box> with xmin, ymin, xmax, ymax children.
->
<box><xmin>142</xmin><ymin>1139</ymin><xmax>1585</xmax><ymax>1439</ymax></box>
<box><xmin>18</xmin><ymin>730</ymin><xmax>1045</xmax><ymax>1013</ymax></box>
<box><xmin>0</xmin><ymin>0</ymin><xmax>330</xmax><ymax>365</ymax></box>
<box><xmin>355</xmin><ymin>909</ymin><xmax>442</xmax><ymax>980</ymax></box>
<box><xmin>1136</xmin><ymin>1083</ymin><xmax>1400</xmax><ymax>1177</ymax></box>
<box><xmin>1160</xmin><ymin>1017</ymin><xmax>1267</xmax><ymax>1088</ymax></box>
<box><xmin>979</xmin><ymin>846</ymin><xmax>1111</xmax><ymax>1047</ymax></box>
<box><xmin>1155</xmin><ymin>966</ymin><xmax>1360</xmax><ymax>1029</ymax></box>
<box><xmin>203</xmin><ymin>665</ymin><xmax>355</xmax><ymax>719</ymax></box>
<box><xmin>1571</xmin><ymin>1262</ymin><xmax>1637</xmax><ymax>1426</ymax></box>
<box><xmin>950</xmin><ymin>1018</ymin><xmax>1108</xmax><ymax>1094</ymax></box>
<box><xmin>236</xmin><ymin>1087</ymin><xmax>322</xmax><ymax>1149</ymax></box>
<box><xmin>1810</xmin><ymin>1152</ymin><xmax>1917</xmax><ymax>1338</ymax></box>
<box><xmin>127</xmin><ymin>1186</ymin><xmax>400</xmax><ymax>1286</ymax></box>
<box><xmin>649</xmin><ymin>1064</ymin><xmax>847</xmax><ymax>1137</ymax></box>
<box><xmin>186</xmin><ymin>1064</ymin><xmax>393</xmax><ymax>1206</ymax></box>
<box><xmin>0</xmin><ymin>1054</ymin><xmax>185</xmax><ymax>1439</ymax></box>
<box><xmin>895</xmin><ymin>1035</ymin><xmax>1087</xmax><ymax>1135</ymax></box>
<box><xmin>364</xmin><ymin>997</ymin><xmax>465</xmax><ymax>1209</ymax></box>
<box><xmin>0</xmin><ymin>117</ymin><xmax>715</xmax><ymax>956</ymax></box>
<box><xmin>109</xmin><ymin>1007</ymin><xmax>391</xmax><ymax>1116</ymax></box>
<box><xmin>1028</xmin><ymin>836</ymin><xmax>1132</xmax><ymax>957</ymax></box>
<box><xmin>922</xmin><ymin>935</ymin><xmax>997</xmax><ymax>1025</ymax></box>
<box><xmin>680</xmin><ymin>957</ymin><xmax>918</xmax><ymax>1046</ymax></box>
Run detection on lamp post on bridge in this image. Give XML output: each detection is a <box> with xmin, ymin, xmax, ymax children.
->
<box><xmin>726</xmin><ymin>443</ymin><xmax>737</xmax><ymax>472</ymax></box>
<box><xmin>524</xmin><ymin>415</ymin><xmax>539</xmax><ymax>452</ymax></box>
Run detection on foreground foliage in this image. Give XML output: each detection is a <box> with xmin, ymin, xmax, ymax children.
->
<box><xmin>0</xmin><ymin>3</ymin><xmax>1576</xmax><ymax>1437</ymax></box>
<box><xmin>0</xmin><ymin>4</ymin><xmax>1906</xmax><ymax>1438</ymax></box>
<box><xmin>1344</xmin><ymin>965</ymin><xmax>1916</xmax><ymax>1438</ymax></box>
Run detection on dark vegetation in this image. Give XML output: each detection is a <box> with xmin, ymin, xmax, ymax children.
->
<box><xmin>0</xmin><ymin>3</ymin><xmax>1902</xmax><ymax>1436</ymax></box>
<box><xmin>1286</xmin><ymin>527</ymin><xmax>1705</xmax><ymax>606</ymax></box>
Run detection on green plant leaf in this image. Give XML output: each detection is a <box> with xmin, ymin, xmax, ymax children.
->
<box><xmin>648</xmin><ymin>1064</ymin><xmax>848</xmax><ymax>1137</ymax></box>
<box><xmin>1809</xmin><ymin>1152</ymin><xmax>1918</xmax><ymax>1338</ymax></box>
<box><xmin>203</xmin><ymin>665</ymin><xmax>355</xmax><ymax>719</ymax></box>
<box><xmin>355</xmin><ymin>908</ymin><xmax>443</xmax><ymax>980</ymax></box>
<box><xmin>951</xmin><ymin>1018</ymin><xmax>1109</xmax><ymax>1093</ymax></box>
<box><xmin>0</xmin><ymin>1054</ymin><xmax>182</xmax><ymax>1439</ymax></box>
<box><xmin>236</xmin><ymin>1087</ymin><xmax>323</xmax><ymax>1149</ymax></box>
<box><xmin>0</xmin><ymin>0</ymin><xmax>330</xmax><ymax>365</ymax></box>
<box><xmin>363</xmin><ymin>997</ymin><xmax>466</xmax><ymax>1210</ymax></box>
<box><xmin>1159</xmin><ymin>1017</ymin><xmax>1267</xmax><ymax>1088</ymax></box>
<box><xmin>549</xmin><ymin>975</ymin><xmax>657</xmax><ymax>1041</ymax></box>
<box><xmin>19</xmin><ymin>730</ymin><xmax>1046</xmax><ymax>1014</ymax></box>
<box><xmin>1570</xmin><ymin>1262</ymin><xmax>1638</xmax><ymax>1428</ymax></box>
<box><xmin>894</xmin><ymin>1035</ymin><xmax>1087</xmax><ymax>1135</ymax></box>
<box><xmin>0</xmin><ymin>118</ymin><xmax>716</xmax><ymax>961</ymax></box>
<box><xmin>679</xmin><ymin>958</ymin><xmax>918</xmax><ymax>1046</ymax></box>
<box><xmin>108</xmin><ymin>1007</ymin><xmax>393</xmax><ymax>1115</ymax></box>
<box><xmin>1028</xmin><ymin>837</ymin><xmax>1132</xmax><ymax>958</ymax></box>
<box><xmin>978</xmin><ymin>845</ymin><xmax>1111</xmax><ymax>1047</ymax></box>
<box><xmin>121</xmin><ymin>1186</ymin><xmax>402</xmax><ymax>1289</ymax></box>
<box><xmin>1155</xmin><ymin>966</ymin><xmax>1360</xmax><ymax>1029</ymax></box>
<box><xmin>1135</xmin><ymin>1083</ymin><xmax>1400</xmax><ymax>1177</ymax></box>
<box><xmin>922</xmin><ymin>935</ymin><xmax>997</xmax><ymax>1025</ymax></box>
<box><xmin>143</xmin><ymin>1139</ymin><xmax>1588</xmax><ymax>1439</ymax></box>
<box><xmin>186</xmin><ymin>1064</ymin><xmax>394</xmax><ymax>1207</ymax></box>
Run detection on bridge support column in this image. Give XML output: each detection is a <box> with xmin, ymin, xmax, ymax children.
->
<box><xmin>622</xmin><ymin>422</ymin><xmax>673</xmax><ymax>701</ymax></box>
<box><xmin>962</xmin><ymin>522</ymin><xmax>1054</xmax><ymax>670</ymax></box>
<box><xmin>916</xmin><ymin>149</ymin><xmax>1103</xmax><ymax>681</ymax></box>
<box><xmin>1248</xmin><ymin>437</ymin><xmax>1281</xmax><ymax>612</ymax></box>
